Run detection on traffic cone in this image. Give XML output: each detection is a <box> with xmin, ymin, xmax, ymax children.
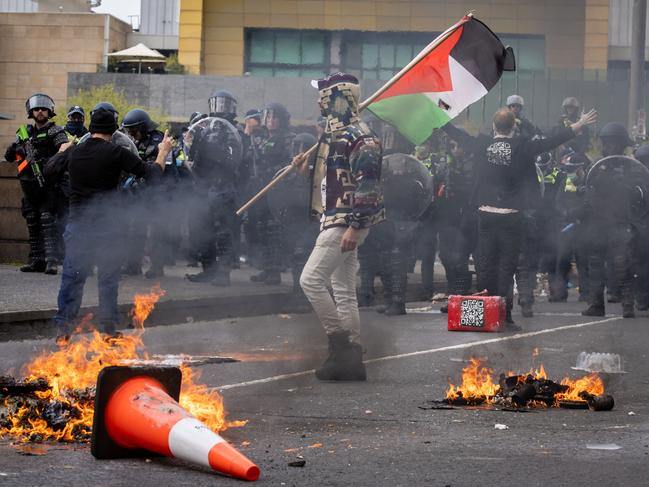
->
<box><xmin>91</xmin><ymin>365</ymin><xmax>260</xmax><ymax>481</ymax></box>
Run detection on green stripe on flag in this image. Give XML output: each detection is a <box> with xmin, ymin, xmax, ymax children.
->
<box><xmin>367</xmin><ymin>93</ymin><xmax>451</xmax><ymax>145</ymax></box>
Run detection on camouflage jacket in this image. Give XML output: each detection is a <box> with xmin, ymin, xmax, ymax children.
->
<box><xmin>309</xmin><ymin>123</ymin><xmax>385</xmax><ymax>231</ymax></box>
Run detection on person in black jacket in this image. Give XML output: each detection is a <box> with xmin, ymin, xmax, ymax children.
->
<box><xmin>443</xmin><ymin>107</ymin><xmax>597</xmax><ymax>328</ymax></box>
<box><xmin>46</xmin><ymin>108</ymin><xmax>171</xmax><ymax>344</ymax></box>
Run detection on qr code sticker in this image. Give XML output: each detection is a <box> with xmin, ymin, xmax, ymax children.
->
<box><xmin>460</xmin><ymin>299</ymin><xmax>485</xmax><ymax>327</ymax></box>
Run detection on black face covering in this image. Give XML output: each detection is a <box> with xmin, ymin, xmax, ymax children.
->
<box><xmin>65</xmin><ymin>120</ymin><xmax>85</xmax><ymax>136</ymax></box>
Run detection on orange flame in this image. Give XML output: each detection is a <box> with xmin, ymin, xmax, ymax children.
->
<box><xmin>446</xmin><ymin>357</ymin><xmax>605</xmax><ymax>407</ymax></box>
<box><xmin>0</xmin><ymin>285</ymin><xmax>244</xmax><ymax>443</ymax></box>
<box><xmin>555</xmin><ymin>373</ymin><xmax>605</xmax><ymax>402</ymax></box>
<box><xmin>446</xmin><ymin>358</ymin><xmax>499</xmax><ymax>401</ymax></box>
<box><xmin>130</xmin><ymin>283</ymin><xmax>165</xmax><ymax>329</ymax></box>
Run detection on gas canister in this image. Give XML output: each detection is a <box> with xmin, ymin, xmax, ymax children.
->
<box><xmin>447</xmin><ymin>295</ymin><xmax>506</xmax><ymax>332</ymax></box>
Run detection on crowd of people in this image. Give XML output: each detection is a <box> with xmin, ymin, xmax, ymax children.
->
<box><xmin>4</xmin><ymin>84</ymin><xmax>649</xmax><ymax>346</ymax></box>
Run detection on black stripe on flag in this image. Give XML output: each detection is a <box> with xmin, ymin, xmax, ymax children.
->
<box><xmin>450</xmin><ymin>17</ymin><xmax>509</xmax><ymax>90</ymax></box>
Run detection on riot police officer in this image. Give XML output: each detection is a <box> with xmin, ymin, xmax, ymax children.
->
<box><xmin>554</xmin><ymin>97</ymin><xmax>590</xmax><ymax>155</ymax></box>
<box><xmin>248</xmin><ymin>102</ymin><xmax>295</xmax><ymax>285</ymax></box>
<box><xmin>121</xmin><ymin>108</ymin><xmax>165</xmax><ymax>276</ymax></box>
<box><xmin>582</xmin><ymin>123</ymin><xmax>642</xmax><ymax>318</ymax></box>
<box><xmin>185</xmin><ymin>91</ymin><xmax>243</xmax><ymax>286</ymax></box>
<box><xmin>4</xmin><ymin>93</ymin><xmax>68</xmax><ymax>274</ymax></box>
<box><xmin>506</xmin><ymin>95</ymin><xmax>542</xmax><ymax>139</ymax></box>
<box><xmin>65</xmin><ymin>106</ymin><xmax>88</xmax><ymax>138</ymax></box>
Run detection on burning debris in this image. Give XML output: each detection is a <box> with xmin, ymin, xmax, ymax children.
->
<box><xmin>427</xmin><ymin>358</ymin><xmax>614</xmax><ymax>411</ymax></box>
<box><xmin>0</xmin><ymin>285</ymin><xmax>245</xmax><ymax>444</ymax></box>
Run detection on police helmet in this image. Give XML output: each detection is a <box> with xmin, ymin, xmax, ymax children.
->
<box><xmin>263</xmin><ymin>102</ymin><xmax>290</xmax><ymax>129</ymax></box>
<box><xmin>599</xmin><ymin>122</ymin><xmax>633</xmax><ymax>146</ymax></box>
<box><xmin>208</xmin><ymin>90</ymin><xmax>237</xmax><ymax>117</ymax></box>
<box><xmin>506</xmin><ymin>95</ymin><xmax>524</xmax><ymax>107</ymax></box>
<box><xmin>122</xmin><ymin>108</ymin><xmax>159</xmax><ymax>132</ymax></box>
<box><xmin>291</xmin><ymin>132</ymin><xmax>317</xmax><ymax>156</ymax></box>
<box><xmin>536</xmin><ymin>151</ymin><xmax>553</xmax><ymax>171</ymax></box>
<box><xmin>25</xmin><ymin>93</ymin><xmax>56</xmax><ymax>119</ymax></box>
<box><xmin>67</xmin><ymin>105</ymin><xmax>85</xmax><ymax>119</ymax></box>
<box><xmin>634</xmin><ymin>144</ymin><xmax>649</xmax><ymax>165</ymax></box>
<box><xmin>189</xmin><ymin>112</ymin><xmax>207</xmax><ymax>125</ymax></box>
<box><xmin>244</xmin><ymin>109</ymin><xmax>262</xmax><ymax>123</ymax></box>
<box><xmin>562</xmin><ymin>97</ymin><xmax>580</xmax><ymax>109</ymax></box>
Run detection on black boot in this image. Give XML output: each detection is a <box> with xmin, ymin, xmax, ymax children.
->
<box><xmin>44</xmin><ymin>261</ymin><xmax>58</xmax><ymax>275</ymax></box>
<box><xmin>384</xmin><ymin>302</ymin><xmax>406</xmax><ymax>316</ymax></box>
<box><xmin>20</xmin><ymin>260</ymin><xmax>46</xmax><ymax>272</ymax></box>
<box><xmin>581</xmin><ymin>305</ymin><xmax>605</xmax><ymax>317</ymax></box>
<box><xmin>315</xmin><ymin>332</ymin><xmax>366</xmax><ymax>381</ymax></box>
<box><xmin>187</xmin><ymin>262</ymin><xmax>217</xmax><ymax>282</ymax></box>
<box><xmin>315</xmin><ymin>332</ymin><xmax>348</xmax><ymax>380</ymax></box>
<box><xmin>521</xmin><ymin>302</ymin><xmax>533</xmax><ymax>318</ymax></box>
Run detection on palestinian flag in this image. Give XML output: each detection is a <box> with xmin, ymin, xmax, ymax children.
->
<box><xmin>366</xmin><ymin>16</ymin><xmax>513</xmax><ymax>145</ymax></box>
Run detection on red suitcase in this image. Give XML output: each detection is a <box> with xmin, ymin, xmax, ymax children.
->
<box><xmin>447</xmin><ymin>294</ymin><xmax>506</xmax><ymax>332</ymax></box>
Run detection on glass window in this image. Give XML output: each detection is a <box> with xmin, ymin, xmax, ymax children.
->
<box><xmin>245</xmin><ymin>28</ymin><xmax>330</xmax><ymax>77</ymax></box>
<box><xmin>249</xmin><ymin>30</ymin><xmax>274</xmax><ymax>63</ymax></box>
<box><xmin>342</xmin><ymin>31</ymin><xmax>436</xmax><ymax>80</ymax></box>
<box><xmin>500</xmin><ymin>36</ymin><xmax>545</xmax><ymax>71</ymax></box>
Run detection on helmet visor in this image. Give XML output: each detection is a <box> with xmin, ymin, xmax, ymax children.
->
<box><xmin>27</xmin><ymin>94</ymin><xmax>54</xmax><ymax>112</ymax></box>
<box><xmin>209</xmin><ymin>96</ymin><xmax>236</xmax><ymax>115</ymax></box>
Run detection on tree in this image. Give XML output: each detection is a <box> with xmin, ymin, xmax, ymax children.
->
<box><xmin>165</xmin><ymin>53</ymin><xmax>185</xmax><ymax>75</ymax></box>
<box><xmin>55</xmin><ymin>84</ymin><xmax>166</xmax><ymax>129</ymax></box>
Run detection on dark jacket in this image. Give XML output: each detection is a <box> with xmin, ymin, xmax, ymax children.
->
<box><xmin>45</xmin><ymin>137</ymin><xmax>161</xmax><ymax>216</ymax></box>
<box><xmin>443</xmin><ymin>123</ymin><xmax>575</xmax><ymax>211</ymax></box>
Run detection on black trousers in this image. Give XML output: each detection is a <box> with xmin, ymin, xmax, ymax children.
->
<box><xmin>586</xmin><ymin>222</ymin><xmax>634</xmax><ymax>309</ymax></box>
<box><xmin>476</xmin><ymin>211</ymin><xmax>523</xmax><ymax>310</ymax></box>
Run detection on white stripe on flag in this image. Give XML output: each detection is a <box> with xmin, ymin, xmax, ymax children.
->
<box><xmin>423</xmin><ymin>56</ymin><xmax>489</xmax><ymax>119</ymax></box>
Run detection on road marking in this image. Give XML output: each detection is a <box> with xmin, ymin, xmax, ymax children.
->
<box><xmin>214</xmin><ymin>316</ymin><xmax>620</xmax><ymax>391</ymax></box>
<box><xmin>217</xmin><ymin>370</ymin><xmax>315</xmax><ymax>390</ymax></box>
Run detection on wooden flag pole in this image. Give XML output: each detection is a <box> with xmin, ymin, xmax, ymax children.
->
<box><xmin>236</xmin><ymin>13</ymin><xmax>472</xmax><ymax>217</ymax></box>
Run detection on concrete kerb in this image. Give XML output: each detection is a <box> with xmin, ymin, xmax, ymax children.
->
<box><xmin>0</xmin><ymin>283</ymin><xmax>434</xmax><ymax>342</ymax></box>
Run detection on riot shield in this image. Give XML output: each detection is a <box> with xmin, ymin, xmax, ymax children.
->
<box><xmin>184</xmin><ymin>116</ymin><xmax>243</xmax><ymax>179</ymax></box>
<box><xmin>381</xmin><ymin>153</ymin><xmax>435</xmax><ymax>221</ymax></box>
<box><xmin>586</xmin><ymin>155</ymin><xmax>649</xmax><ymax>222</ymax></box>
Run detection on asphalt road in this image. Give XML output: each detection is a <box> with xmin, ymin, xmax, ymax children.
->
<box><xmin>1</xmin><ymin>297</ymin><xmax>648</xmax><ymax>487</ymax></box>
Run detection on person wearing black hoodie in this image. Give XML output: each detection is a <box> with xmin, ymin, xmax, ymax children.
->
<box><xmin>442</xmin><ymin>107</ymin><xmax>597</xmax><ymax>328</ymax></box>
<box><xmin>46</xmin><ymin>108</ymin><xmax>172</xmax><ymax>344</ymax></box>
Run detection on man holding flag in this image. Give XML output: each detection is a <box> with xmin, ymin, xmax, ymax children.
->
<box><xmin>293</xmin><ymin>73</ymin><xmax>384</xmax><ymax>382</ymax></box>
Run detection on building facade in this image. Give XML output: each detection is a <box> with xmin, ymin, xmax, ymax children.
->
<box><xmin>178</xmin><ymin>0</ymin><xmax>612</xmax><ymax>77</ymax></box>
<box><xmin>0</xmin><ymin>12</ymin><xmax>130</xmax><ymax>261</ymax></box>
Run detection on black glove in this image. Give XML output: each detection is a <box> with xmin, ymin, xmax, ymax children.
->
<box><xmin>4</xmin><ymin>143</ymin><xmax>19</xmax><ymax>162</ymax></box>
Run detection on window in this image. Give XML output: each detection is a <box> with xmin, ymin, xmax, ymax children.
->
<box><xmin>500</xmin><ymin>36</ymin><xmax>545</xmax><ymax>71</ymax></box>
<box><xmin>342</xmin><ymin>32</ymin><xmax>430</xmax><ymax>80</ymax></box>
<box><xmin>245</xmin><ymin>29</ymin><xmax>330</xmax><ymax>77</ymax></box>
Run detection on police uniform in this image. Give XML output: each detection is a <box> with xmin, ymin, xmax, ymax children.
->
<box><xmin>4</xmin><ymin>94</ymin><xmax>68</xmax><ymax>273</ymax></box>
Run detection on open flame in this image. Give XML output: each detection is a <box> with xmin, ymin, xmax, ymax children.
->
<box><xmin>446</xmin><ymin>357</ymin><xmax>605</xmax><ymax>406</ymax></box>
<box><xmin>0</xmin><ymin>285</ymin><xmax>244</xmax><ymax>442</ymax></box>
<box><xmin>446</xmin><ymin>358</ymin><xmax>499</xmax><ymax>402</ymax></box>
<box><xmin>555</xmin><ymin>373</ymin><xmax>604</xmax><ymax>402</ymax></box>
<box><xmin>131</xmin><ymin>283</ymin><xmax>165</xmax><ymax>329</ymax></box>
